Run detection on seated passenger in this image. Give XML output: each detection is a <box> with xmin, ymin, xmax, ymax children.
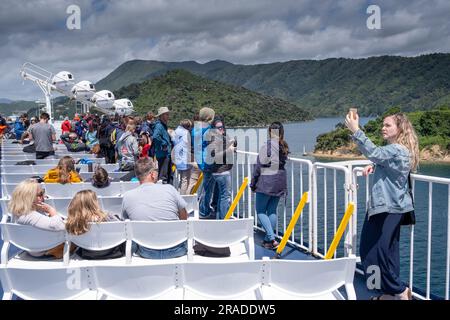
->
<box><xmin>8</xmin><ymin>179</ymin><xmax>66</xmax><ymax>257</ymax></box>
<box><xmin>60</xmin><ymin>132</ymin><xmax>88</xmax><ymax>152</ymax></box>
<box><xmin>43</xmin><ymin>156</ymin><xmax>83</xmax><ymax>184</ymax></box>
<box><xmin>90</xmin><ymin>165</ymin><xmax>111</xmax><ymax>188</ymax></box>
<box><xmin>65</xmin><ymin>190</ymin><xmax>124</xmax><ymax>260</ymax></box>
<box><xmin>121</xmin><ymin>158</ymin><xmax>188</xmax><ymax>259</ymax></box>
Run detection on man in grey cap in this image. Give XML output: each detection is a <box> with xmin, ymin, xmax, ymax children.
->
<box><xmin>152</xmin><ymin>106</ymin><xmax>173</xmax><ymax>184</ymax></box>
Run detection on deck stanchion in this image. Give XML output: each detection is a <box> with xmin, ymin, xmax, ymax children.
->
<box><xmin>325</xmin><ymin>202</ymin><xmax>355</xmax><ymax>260</ymax></box>
<box><xmin>190</xmin><ymin>172</ymin><xmax>203</xmax><ymax>195</ymax></box>
<box><xmin>224</xmin><ymin>177</ymin><xmax>249</xmax><ymax>220</ymax></box>
<box><xmin>274</xmin><ymin>192</ymin><xmax>308</xmax><ymax>259</ymax></box>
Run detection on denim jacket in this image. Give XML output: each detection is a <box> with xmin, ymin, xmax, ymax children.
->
<box><xmin>352</xmin><ymin>130</ymin><xmax>414</xmax><ymax>217</ymax></box>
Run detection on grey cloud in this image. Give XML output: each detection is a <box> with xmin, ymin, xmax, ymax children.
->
<box><xmin>0</xmin><ymin>0</ymin><xmax>449</xmax><ymax>100</ymax></box>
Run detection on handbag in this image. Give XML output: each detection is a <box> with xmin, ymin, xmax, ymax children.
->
<box><xmin>401</xmin><ymin>173</ymin><xmax>416</xmax><ymax>226</ymax></box>
<box><xmin>193</xmin><ymin>242</ymin><xmax>231</xmax><ymax>257</ymax></box>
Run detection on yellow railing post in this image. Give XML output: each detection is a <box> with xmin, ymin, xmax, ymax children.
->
<box><xmin>190</xmin><ymin>172</ymin><xmax>203</xmax><ymax>195</ymax></box>
<box><xmin>325</xmin><ymin>202</ymin><xmax>355</xmax><ymax>260</ymax></box>
<box><xmin>274</xmin><ymin>192</ymin><xmax>308</xmax><ymax>258</ymax></box>
<box><xmin>224</xmin><ymin>177</ymin><xmax>249</xmax><ymax>220</ymax></box>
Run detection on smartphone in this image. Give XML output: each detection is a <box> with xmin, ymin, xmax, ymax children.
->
<box><xmin>233</xmin><ymin>136</ymin><xmax>238</xmax><ymax>147</ymax></box>
<box><xmin>349</xmin><ymin>107</ymin><xmax>358</xmax><ymax>120</ymax></box>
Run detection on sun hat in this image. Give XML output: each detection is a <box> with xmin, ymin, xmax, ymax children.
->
<box><xmin>199</xmin><ymin>107</ymin><xmax>215</xmax><ymax>123</ymax></box>
<box><xmin>156</xmin><ymin>106</ymin><xmax>170</xmax><ymax>117</ymax></box>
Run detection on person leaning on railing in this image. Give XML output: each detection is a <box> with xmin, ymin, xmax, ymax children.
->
<box><xmin>345</xmin><ymin>111</ymin><xmax>419</xmax><ymax>300</ymax></box>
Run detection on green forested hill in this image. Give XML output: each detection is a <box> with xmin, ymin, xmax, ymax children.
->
<box><xmin>97</xmin><ymin>54</ymin><xmax>450</xmax><ymax>117</ymax></box>
<box><xmin>113</xmin><ymin>69</ymin><xmax>312</xmax><ymax>127</ymax></box>
<box><xmin>0</xmin><ymin>101</ymin><xmax>37</xmax><ymax>116</ymax></box>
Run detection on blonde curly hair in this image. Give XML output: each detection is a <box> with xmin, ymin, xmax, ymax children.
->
<box><xmin>387</xmin><ymin>113</ymin><xmax>419</xmax><ymax>172</ymax></box>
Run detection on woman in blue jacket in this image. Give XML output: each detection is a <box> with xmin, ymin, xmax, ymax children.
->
<box><xmin>250</xmin><ymin>122</ymin><xmax>289</xmax><ymax>250</ymax></box>
<box><xmin>345</xmin><ymin>112</ymin><xmax>419</xmax><ymax>300</ymax></box>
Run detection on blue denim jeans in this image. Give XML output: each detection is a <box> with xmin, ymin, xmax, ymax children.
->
<box><xmin>212</xmin><ymin>172</ymin><xmax>232</xmax><ymax>220</ymax></box>
<box><xmin>199</xmin><ymin>171</ymin><xmax>215</xmax><ymax>217</ymax></box>
<box><xmin>132</xmin><ymin>241</ymin><xmax>187</xmax><ymax>259</ymax></box>
<box><xmin>255</xmin><ymin>192</ymin><xmax>280</xmax><ymax>242</ymax></box>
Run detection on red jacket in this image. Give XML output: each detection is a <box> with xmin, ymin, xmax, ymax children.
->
<box><xmin>61</xmin><ymin>120</ymin><xmax>71</xmax><ymax>133</ymax></box>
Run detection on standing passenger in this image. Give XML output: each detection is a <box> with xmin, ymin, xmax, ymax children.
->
<box><xmin>345</xmin><ymin>111</ymin><xmax>418</xmax><ymax>300</ymax></box>
<box><xmin>250</xmin><ymin>122</ymin><xmax>289</xmax><ymax>250</ymax></box>
<box><xmin>152</xmin><ymin>107</ymin><xmax>173</xmax><ymax>184</ymax></box>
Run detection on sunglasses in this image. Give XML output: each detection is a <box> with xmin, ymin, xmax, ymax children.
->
<box><xmin>36</xmin><ymin>189</ymin><xmax>46</xmax><ymax>197</ymax></box>
<box><xmin>215</xmin><ymin>126</ymin><xmax>224</xmax><ymax>130</ymax></box>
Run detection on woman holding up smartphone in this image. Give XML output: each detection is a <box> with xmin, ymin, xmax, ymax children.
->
<box><xmin>345</xmin><ymin>110</ymin><xmax>419</xmax><ymax>300</ymax></box>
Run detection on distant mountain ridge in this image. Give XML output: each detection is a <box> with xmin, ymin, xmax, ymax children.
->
<box><xmin>96</xmin><ymin>53</ymin><xmax>450</xmax><ymax>116</ymax></box>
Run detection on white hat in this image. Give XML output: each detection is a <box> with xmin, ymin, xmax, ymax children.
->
<box><xmin>156</xmin><ymin>106</ymin><xmax>170</xmax><ymax>117</ymax></box>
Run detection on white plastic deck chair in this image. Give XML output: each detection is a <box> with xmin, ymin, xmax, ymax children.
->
<box><xmin>182</xmin><ymin>261</ymin><xmax>264</xmax><ymax>300</ymax></box>
<box><xmin>0</xmin><ymin>222</ymin><xmax>66</xmax><ymax>265</ymax></box>
<box><xmin>64</xmin><ymin>221</ymin><xmax>127</xmax><ymax>265</ymax></box>
<box><xmin>44</xmin><ymin>183</ymin><xmax>86</xmax><ymax>198</ymax></box>
<box><xmin>120</xmin><ymin>181</ymin><xmax>140</xmax><ymax>195</ymax></box>
<box><xmin>1</xmin><ymin>166</ymin><xmax>33</xmax><ymax>174</ymax></box>
<box><xmin>128</xmin><ymin>220</ymin><xmax>189</xmax><ymax>264</ymax></box>
<box><xmin>0</xmin><ymin>200</ymin><xmax>9</xmax><ymax>216</ymax></box>
<box><xmin>182</xmin><ymin>194</ymin><xmax>199</xmax><ymax>219</ymax></box>
<box><xmin>190</xmin><ymin>218</ymin><xmax>255</xmax><ymax>261</ymax></box>
<box><xmin>45</xmin><ymin>198</ymin><xmax>73</xmax><ymax>217</ymax></box>
<box><xmin>2</xmin><ymin>174</ymin><xmax>34</xmax><ymax>183</ymax></box>
<box><xmin>0</xmin><ymin>266</ymin><xmax>91</xmax><ymax>300</ymax></box>
<box><xmin>94</xmin><ymin>183</ymin><xmax>122</xmax><ymax>197</ymax></box>
<box><xmin>261</xmin><ymin>256</ymin><xmax>357</xmax><ymax>300</ymax></box>
<box><xmin>99</xmin><ymin>197</ymin><xmax>123</xmax><ymax>216</ymax></box>
<box><xmin>4</xmin><ymin>184</ymin><xmax>17</xmax><ymax>199</ymax></box>
<box><xmin>94</xmin><ymin>264</ymin><xmax>183</xmax><ymax>300</ymax></box>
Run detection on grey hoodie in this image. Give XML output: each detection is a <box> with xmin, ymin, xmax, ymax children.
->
<box><xmin>117</xmin><ymin>131</ymin><xmax>139</xmax><ymax>167</ymax></box>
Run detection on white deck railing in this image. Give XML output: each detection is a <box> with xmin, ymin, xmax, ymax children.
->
<box><xmin>232</xmin><ymin>151</ymin><xmax>450</xmax><ymax>300</ymax></box>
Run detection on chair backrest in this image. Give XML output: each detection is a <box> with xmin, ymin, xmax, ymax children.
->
<box><xmin>45</xmin><ymin>183</ymin><xmax>87</xmax><ymax>198</ymax></box>
<box><xmin>79</xmin><ymin>171</ymin><xmax>129</xmax><ymax>181</ymax></box>
<box><xmin>0</xmin><ymin>258</ymin><xmax>357</xmax><ymax>300</ymax></box>
<box><xmin>94</xmin><ymin>183</ymin><xmax>122</xmax><ymax>197</ymax></box>
<box><xmin>0</xmin><ymin>266</ymin><xmax>90</xmax><ymax>300</ymax></box>
<box><xmin>1</xmin><ymin>174</ymin><xmax>35</xmax><ymax>184</ymax></box>
<box><xmin>182</xmin><ymin>195</ymin><xmax>199</xmax><ymax>218</ymax></box>
<box><xmin>1</xmin><ymin>222</ymin><xmax>66</xmax><ymax>264</ymax></box>
<box><xmin>68</xmin><ymin>221</ymin><xmax>127</xmax><ymax>251</ymax></box>
<box><xmin>129</xmin><ymin>220</ymin><xmax>188</xmax><ymax>250</ymax></box>
<box><xmin>182</xmin><ymin>261</ymin><xmax>264</xmax><ymax>299</ymax></box>
<box><xmin>94</xmin><ymin>264</ymin><xmax>180</xmax><ymax>300</ymax></box>
<box><xmin>0</xmin><ymin>158</ymin><xmax>106</xmax><ymax>166</ymax></box>
<box><xmin>45</xmin><ymin>198</ymin><xmax>72</xmax><ymax>217</ymax></box>
<box><xmin>0</xmin><ymin>165</ymin><xmax>35</xmax><ymax>174</ymax></box>
<box><xmin>266</xmin><ymin>256</ymin><xmax>357</xmax><ymax>299</ymax></box>
<box><xmin>120</xmin><ymin>181</ymin><xmax>140</xmax><ymax>194</ymax></box>
<box><xmin>99</xmin><ymin>197</ymin><xmax>123</xmax><ymax>216</ymax></box>
<box><xmin>3</xmin><ymin>184</ymin><xmax>19</xmax><ymax>199</ymax></box>
<box><xmin>191</xmin><ymin>218</ymin><xmax>254</xmax><ymax>247</ymax></box>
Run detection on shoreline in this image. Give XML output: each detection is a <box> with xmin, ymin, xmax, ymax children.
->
<box><xmin>310</xmin><ymin>152</ymin><xmax>450</xmax><ymax>164</ymax></box>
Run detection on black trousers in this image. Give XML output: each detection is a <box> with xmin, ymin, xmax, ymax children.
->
<box><xmin>35</xmin><ymin>150</ymin><xmax>55</xmax><ymax>159</ymax></box>
<box><xmin>157</xmin><ymin>156</ymin><xmax>173</xmax><ymax>184</ymax></box>
<box><xmin>359</xmin><ymin>211</ymin><xmax>407</xmax><ymax>295</ymax></box>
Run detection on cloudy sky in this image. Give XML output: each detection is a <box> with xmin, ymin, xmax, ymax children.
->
<box><xmin>1</xmin><ymin>0</ymin><xmax>449</xmax><ymax>100</ymax></box>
